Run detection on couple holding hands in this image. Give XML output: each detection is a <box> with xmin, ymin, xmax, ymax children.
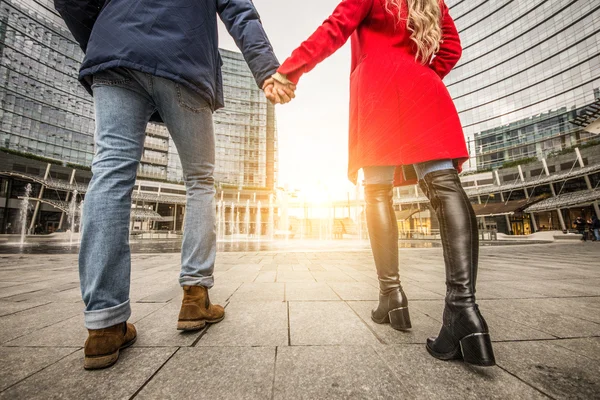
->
<box><xmin>55</xmin><ymin>0</ymin><xmax>495</xmax><ymax>370</ymax></box>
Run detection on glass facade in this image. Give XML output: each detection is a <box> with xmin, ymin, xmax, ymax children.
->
<box><xmin>446</xmin><ymin>0</ymin><xmax>600</xmax><ymax>170</ymax></box>
<box><xmin>0</xmin><ymin>0</ymin><xmax>95</xmax><ymax>166</ymax></box>
<box><xmin>0</xmin><ymin>0</ymin><xmax>277</xmax><ymax>189</ymax></box>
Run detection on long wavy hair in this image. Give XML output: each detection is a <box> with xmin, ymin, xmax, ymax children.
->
<box><xmin>385</xmin><ymin>0</ymin><xmax>442</xmax><ymax>64</ymax></box>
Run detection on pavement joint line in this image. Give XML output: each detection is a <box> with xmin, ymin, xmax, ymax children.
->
<box><xmin>0</xmin><ymin>289</ymin><xmax>46</xmax><ymax>301</ymax></box>
<box><xmin>495</xmin><ymin>363</ymin><xmax>556</xmax><ymax>400</ymax></box>
<box><xmin>347</xmin><ymin>300</ymin><xmax>386</xmax><ymax>345</ymax></box>
<box><xmin>269</xmin><ymin>346</ymin><xmax>278</xmax><ymax>400</ymax></box>
<box><xmin>0</xmin><ymin>312</ymin><xmax>81</xmax><ymax>346</ymax></box>
<box><xmin>224</xmin><ymin>283</ymin><xmax>243</xmax><ymax>303</ymax></box>
<box><xmin>483</xmin><ymin>308</ymin><xmax>600</xmax><ymax>336</ymax></box>
<box><xmin>0</xmin><ymin>347</ymin><xmax>80</xmax><ymax>394</ymax></box>
<box><xmin>1</xmin><ymin>345</ymin><xmax>83</xmax><ymax>348</ymax></box>
<box><xmin>0</xmin><ymin>301</ymin><xmax>51</xmax><ymax>318</ymax></box>
<box><xmin>189</xmin><ymin>300</ymin><xmax>231</xmax><ymax>347</ymax></box>
<box><xmin>131</xmin><ymin>302</ymin><xmax>170</xmax><ymax>325</ymax></box>
<box><xmin>370</xmin><ymin>343</ymin><xmax>416</xmax><ymax>398</ymax></box>
<box><xmin>129</xmin><ymin>346</ymin><xmax>180</xmax><ymax>400</ymax></box>
<box><xmin>286</xmin><ymin>302</ymin><xmax>291</xmax><ymax>347</ymax></box>
<box><xmin>325</xmin><ymin>282</ymin><xmax>344</xmax><ymax>301</ymax></box>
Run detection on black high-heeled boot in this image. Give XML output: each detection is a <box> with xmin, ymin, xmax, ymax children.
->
<box><xmin>365</xmin><ymin>184</ymin><xmax>411</xmax><ymax>331</ymax></box>
<box><xmin>419</xmin><ymin>169</ymin><xmax>495</xmax><ymax>366</ymax></box>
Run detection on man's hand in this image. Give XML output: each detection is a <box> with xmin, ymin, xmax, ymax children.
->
<box><xmin>263</xmin><ymin>77</ymin><xmax>296</xmax><ymax>105</ymax></box>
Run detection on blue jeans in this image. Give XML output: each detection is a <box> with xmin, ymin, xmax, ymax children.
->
<box><xmin>80</xmin><ymin>68</ymin><xmax>216</xmax><ymax>329</ymax></box>
<box><xmin>363</xmin><ymin>160</ymin><xmax>455</xmax><ymax>185</ymax></box>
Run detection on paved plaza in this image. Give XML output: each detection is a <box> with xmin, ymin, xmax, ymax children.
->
<box><xmin>0</xmin><ymin>242</ymin><xmax>599</xmax><ymax>399</ymax></box>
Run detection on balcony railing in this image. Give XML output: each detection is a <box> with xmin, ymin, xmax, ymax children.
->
<box><xmin>144</xmin><ymin>142</ymin><xmax>169</xmax><ymax>152</ymax></box>
<box><xmin>141</xmin><ymin>156</ymin><xmax>168</xmax><ymax>166</ymax></box>
<box><xmin>137</xmin><ymin>170</ymin><xmax>167</xmax><ymax>180</ymax></box>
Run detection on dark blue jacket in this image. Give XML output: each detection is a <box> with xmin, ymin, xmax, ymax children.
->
<box><xmin>54</xmin><ymin>0</ymin><xmax>279</xmax><ymax>115</ymax></box>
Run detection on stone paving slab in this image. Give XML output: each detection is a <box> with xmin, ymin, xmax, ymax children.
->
<box><xmin>228</xmin><ymin>282</ymin><xmax>285</xmax><ymax>303</ymax></box>
<box><xmin>347</xmin><ymin>301</ymin><xmax>442</xmax><ymax>344</ymax></box>
<box><xmin>5</xmin><ymin>303</ymin><xmax>164</xmax><ymax>347</ymax></box>
<box><xmin>284</xmin><ymin>282</ymin><xmax>340</xmax><ymax>301</ymax></box>
<box><xmin>136</xmin><ymin>347</ymin><xmax>276</xmax><ymax>400</ymax></box>
<box><xmin>374</xmin><ymin>345</ymin><xmax>549</xmax><ymax>399</ymax></box>
<box><xmin>289</xmin><ymin>301</ymin><xmax>380</xmax><ymax>346</ymax></box>
<box><xmin>0</xmin><ymin>300</ymin><xmax>49</xmax><ymax>317</ymax></box>
<box><xmin>0</xmin><ymin>243</ymin><xmax>599</xmax><ymax>398</ymax></box>
<box><xmin>0</xmin><ymin>347</ymin><xmax>76</xmax><ymax>391</ymax></box>
<box><xmin>273</xmin><ymin>345</ymin><xmax>408</xmax><ymax>399</ymax></box>
<box><xmin>0</xmin><ymin>348</ymin><xmax>176</xmax><ymax>400</ymax></box>
<box><xmin>494</xmin><ymin>341</ymin><xmax>600</xmax><ymax>399</ymax></box>
<box><xmin>197</xmin><ymin>301</ymin><xmax>288</xmax><ymax>347</ymax></box>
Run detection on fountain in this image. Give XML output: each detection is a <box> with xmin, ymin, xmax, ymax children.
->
<box><xmin>244</xmin><ymin>199</ymin><xmax>250</xmax><ymax>238</ymax></box>
<box><xmin>235</xmin><ymin>209</ymin><xmax>240</xmax><ymax>236</ymax></box>
<box><xmin>230</xmin><ymin>202</ymin><xmax>235</xmax><ymax>240</ymax></box>
<box><xmin>216</xmin><ymin>200</ymin><xmax>222</xmax><ymax>240</ymax></box>
<box><xmin>268</xmin><ymin>194</ymin><xmax>275</xmax><ymax>241</ymax></box>
<box><xmin>78</xmin><ymin>200</ymin><xmax>84</xmax><ymax>239</ymax></box>
<box><xmin>68</xmin><ymin>190</ymin><xmax>78</xmax><ymax>246</ymax></box>
<box><xmin>255</xmin><ymin>201</ymin><xmax>262</xmax><ymax>238</ymax></box>
<box><xmin>19</xmin><ymin>183</ymin><xmax>32</xmax><ymax>246</ymax></box>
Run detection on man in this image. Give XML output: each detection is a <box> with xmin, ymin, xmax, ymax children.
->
<box><xmin>591</xmin><ymin>215</ymin><xmax>600</xmax><ymax>242</ymax></box>
<box><xmin>574</xmin><ymin>216</ymin><xmax>587</xmax><ymax>242</ymax></box>
<box><xmin>54</xmin><ymin>0</ymin><xmax>294</xmax><ymax>370</ymax></box>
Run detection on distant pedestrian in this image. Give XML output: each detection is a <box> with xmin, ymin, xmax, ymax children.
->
<box><xmin>574</xmin><ymin>216</ymin><xmax>587</xmax><ymax>241</ymax></box>
<box><xmin>592</xmin><ymin>216</ymin><xmax>600</xmax><ymax>242</ymax></box>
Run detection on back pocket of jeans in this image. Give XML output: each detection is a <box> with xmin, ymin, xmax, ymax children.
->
<box><xmin>176</xmin><ymin>84</ymin><xmax>210</xmax><ymax>113</ymax></box>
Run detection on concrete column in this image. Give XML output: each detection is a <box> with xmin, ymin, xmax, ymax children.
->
<box><xmin>180</xmin><ymin>205</ymin><xmax>186</xmax><ymax>232</ymax></box>
<box><xmin>518</xmin><ymin>165</ymin><xmax>529</xmax><ymax>199</ymax></box>
<box><xmin>556</xmin><ymin>208</ymin><xmax>567</xmax><ymax>231</ymax></box>
<box><xmin>540</xmin><ymin>159</ymin><xmax>566</xmax><ymax>231</ymax></box>
<box><xmin>29</xmin><ymin>164</ymin><xmax>51</xmax><ymax>233</ymax></box>
<box><xmin>474</xmin><ymin>180</ymin><xmax>482</xmax><ymax>204</ymax></box>
<box><xmin>518</xmin><ymin>165</ymin><xmax>536</xmax><ymax>233</ymax></box>
<box><xmin>173</xmin><ymin>203</ymin><xmax>178</xmax><ymax>231</ymax></box>
<box><xmin>495</xmin><ymin>171</ymin><xmax>512</xmax><ymax>233</ymax></box>
<box><xmin>592</xmin><ymin>202</ymin><xmax>600</xmax><ymax>219</ymax></box>
<box><xmin>58</xmin><ymin>169</ymin><xmax>77</xmax><ymax>230</ymax></box>
<box><xmin>575</xmin><ymin>147</ymin><xmax>585</xmax><ymax>168</ymax></box>
<box><xmin>575</xmin><ymin>148</ymin><xmax>600</xmax><ymax>218</ymax></box>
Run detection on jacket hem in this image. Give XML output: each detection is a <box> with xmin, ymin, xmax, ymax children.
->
<box><xmin>79</xmin><ymin>60</ymin><xmax>223</xmax><ymax>111</ymax></box>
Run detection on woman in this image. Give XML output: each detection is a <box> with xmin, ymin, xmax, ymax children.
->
<box><xmin>271</xmin><ymin>0</ymin><xmax>495</xmax><ymax>366</ymax></box>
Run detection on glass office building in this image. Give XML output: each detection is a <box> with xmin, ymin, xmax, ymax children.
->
<box><xmin>446</xmin><ymin>0</ymin><xmax>600</xmax><ymax>170</ymax></box>
<box><xmin>0</xmin><ymin>0</ymin><xmax>277</xmax><ymax>189</ymax></box>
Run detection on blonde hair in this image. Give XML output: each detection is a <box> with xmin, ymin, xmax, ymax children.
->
<box><xmin>385</xmin><ymin>0</ymin><xmax>442</xmax><ymax>64</ymax></box>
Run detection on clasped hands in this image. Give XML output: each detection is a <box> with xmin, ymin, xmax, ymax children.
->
<box><xmin>263</xmin><ymin>73</ymin><xmax>296</xmax><ymax>105</ymax></box>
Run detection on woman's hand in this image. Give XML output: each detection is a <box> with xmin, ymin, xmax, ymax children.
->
<box><xmin>263</xmin><ymin>76</ymin><xmax>297</xmax><ymax>105</ymax></box>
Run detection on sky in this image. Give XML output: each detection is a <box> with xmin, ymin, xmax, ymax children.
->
<box><xmin>217</xmin><ymin>0</ymin><xmax>356</xmax><ymax>200</ymax></box>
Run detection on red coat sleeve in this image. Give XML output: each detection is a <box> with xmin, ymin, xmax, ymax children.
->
<box><xmin>278</xmin><ymin>0</ymin><xmax>373</xmax><ymax>84</ymax></box>
<box><xmin>429</xmin><ymin>2</ymin><xmax>462</xmax><ymax>80</ymax></box>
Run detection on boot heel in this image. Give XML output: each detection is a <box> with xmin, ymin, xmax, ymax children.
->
<box><xmin>388</xmin><ymin>307</ymin><xmax>411</xmax><ymax>331</ymax></box>
<box><xmin>459</xmin><ymin>333</ymin><xmax>496</xmax><ymax>366</ymax></box>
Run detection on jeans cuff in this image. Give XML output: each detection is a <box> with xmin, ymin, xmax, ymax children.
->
<box><xmin>84</xmin><ymin>299</ymin><xmax>131</xmax><ymax>330</ymax></box>
<box><xmin>179</xmin><ymin>275</ymin><xmax>214</xmax><ymax>289</ymax></box>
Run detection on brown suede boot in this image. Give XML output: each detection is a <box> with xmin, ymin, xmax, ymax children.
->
<box><xmin>84</xmin><ymin>322</ymin><xmax>137</xmax><ymax>370</ymax></box>
<box><xmin>177</xmin><ymin>286</ymin><xmax>225</xmax><ymax>331</ymax></box>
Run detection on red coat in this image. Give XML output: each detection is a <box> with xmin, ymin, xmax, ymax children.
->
<box><xmin>278</xmin><ymin>0</ymin><xmax>467</xmax><ymax>186</ymax></box>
